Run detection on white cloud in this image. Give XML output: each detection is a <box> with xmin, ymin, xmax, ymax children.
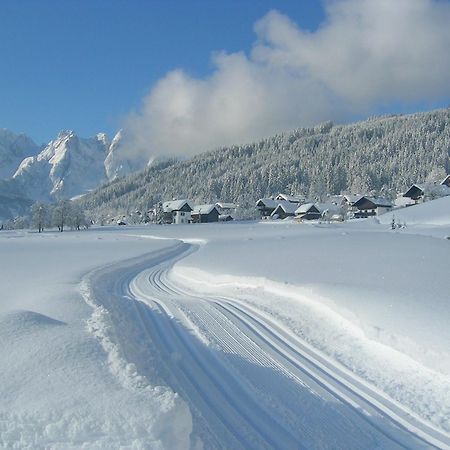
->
<box><xmin>124</xmin><ymin>0</ymin><xmax>450</xmax><ymax>158</ymax></box>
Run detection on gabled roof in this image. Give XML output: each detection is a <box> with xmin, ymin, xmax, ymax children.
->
<box><xmin>162</xmin><ymin>199</ymin><xmax>193</xmax><ymax>212</ymax></box>
<box><xmin>354</xmin><ymin>196</ymin><xmax>392</xmax><ymax>208</ymax></box>
<box><xmin>192</xmin><ymin>204</ymin><xmax>218</xmax><ymax>215</ymax></box>
<box><xmin>316</xmin><ymin>202</ymin><xmax>344</xmax><ymax>214</ymax></box>
<box><xmin>403</xmin><ymin>183</ymin><xmax>450</xmax><ymax>198</ymax></box>
<box><xmin>342</xmin><ymin>194</ymin><xmax>363</xmax><ymax>205</ymax></box>
<box><xmin>295</xmin><ymin>203</ymin><xmax>320</xmax><ymax>214</ymax></box>
<box><xmin>271</xmin><ymin>202</ymin><xmax>298</xmax><ymax>215</ymax></box>
<box><xmin>256</xmin><ymin>198</ymin><xmax>279</xmax><ymax>209</ymax></box>
<box><xmin>366</xmin><ymin>196</ymin><xmax>393</xmax><ymax>208</ymax></box>
<box><xmin>215</xmin><ymin>202</ymin><xmax>236</xmax><ymax>210</ymax></box>
<box><xmin>275</xmin><ymin>193</ymin><xmax>302</xmax><ymax>203</ymax></box>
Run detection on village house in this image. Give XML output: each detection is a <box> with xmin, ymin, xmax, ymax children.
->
<box><xmin>402</xmin><ymin>176</ymin><xmax>450</xmax><ymax>204</ymax></box>
<box><xmin>271</xmin><ymin>202</ymin><xmax>298</xmax><ymax>219</ymax></box>
<box><xmin>256</xmin><ymin>198</ymin><xmax>280</xmax><ymax>217</ymax></box>
<box><xmin>191</xmin><ymin>204</ymin><xmax>220</xmax><ymax>223</ymax></box>
<box><xmin>295</xmin><ymin>203</ymin><xmax>321</xmax><ymax>220</ymax></box>
<box><xmin>351</xmin><ymin>196</ymin><xmax>393</xmax><ymax>218</ymax></box>
<box><xmin>162</xmin><ymin>199</ymin><xmax>193</xmax><ymax>224</ymax></box>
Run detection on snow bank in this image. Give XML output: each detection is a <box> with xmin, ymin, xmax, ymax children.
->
<box><xmin>169</xmin><ymin>223</ymin><xmax>450</xmax><ymax>433</ymax></box>
<box><xmin>0</xmin><ymin>229</ymin><xmax>193</xmax><ymax>449</ymax></box>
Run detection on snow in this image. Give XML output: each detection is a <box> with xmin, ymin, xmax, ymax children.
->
<box><xmin>1</xmin><ymin>197</ymin><xmax>450</xmax><ymax>448</ymax></box>
<box><xmin>0</xmin><ymin>230</ymin><xmax>192</xmax><ymax>449</ymax></box>
<box><xmin>0</xmin><ymin>129</ymin><xmax>38</xmax><ymax>179</ymax></box>
<box><xmin>380</xmin><ymin>195</ymin><xmax>450</xmax><ymax>225</ymax></box>
<box><xmin>12</xmin><ymin>131</ymin><xmax>110</xmax><ymax>201</ymax></box>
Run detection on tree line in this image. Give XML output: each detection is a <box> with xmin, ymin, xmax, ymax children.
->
<box><xmin>1</xmin><ymin>200</ymin><xmax>89</xmax><ymax>232</ymax></box>
<box><xmin>78</xmin><ymin>108</ymin><xmax>450</xmax><ymax>221</ymax></box>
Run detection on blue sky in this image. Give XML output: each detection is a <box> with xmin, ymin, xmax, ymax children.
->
<box><xmin>1</xmin><ymin>0</ymin><xmax>449</xmax><ymax>155</ymax></box>
<box><xmin>0</xmin><ymin>0</ymin><xmax>324</xmax><ymax>144</ymax></box>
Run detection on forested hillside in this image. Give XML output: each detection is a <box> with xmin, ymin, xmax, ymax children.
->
<box><xmin>79</xmin><ymin>109</ymin><xmax>450</xmax><ymax>219</ymax></box>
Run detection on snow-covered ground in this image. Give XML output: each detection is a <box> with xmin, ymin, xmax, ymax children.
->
<box><xmin>1</xmin><ymin>197</ymin><xmax>449</xmax><ymax>449</ymax></box>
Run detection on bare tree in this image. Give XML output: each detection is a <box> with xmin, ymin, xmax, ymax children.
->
<box><xmin>68</xmin><ymin>203</ymin><xmax>88</xmax><ymax>230</ymax></box>
<box><xmin>52</xmin><ymin>200</ymin><xmax>72</xmax><ymax>232</ymax></box>
<box><xmin>31</xmin><ymin>202</ymin><xmax>49</xmax><ymax>233</ymax></box>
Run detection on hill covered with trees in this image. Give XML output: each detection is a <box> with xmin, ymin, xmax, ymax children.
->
<box><xmin>79</xmin><ymin>108</ymin><xmax>450</xmax><ymax>219</ymax></box>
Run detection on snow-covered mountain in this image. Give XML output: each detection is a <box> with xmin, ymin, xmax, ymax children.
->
<box><xmin>0</xmin><ymin>129</ymin><xmax>147</xmax><ymax>206</ymax></box>
<box><xmin>0</xmin><ymin>129</ymin><xmax>39</xmax><ymax>179</ymax></box>
<box><xmin>104</xmin><ymin>130</ymin><xmax>148</xmax><ymax>181</ymax></box>
<box><xmin>12</xmin><ymin>130</ymin><xmax>111</xmax><ymax>201</ymax></box>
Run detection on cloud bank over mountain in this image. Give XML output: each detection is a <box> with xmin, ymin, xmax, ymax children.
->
<box><xmin>124</xmin><ymin>0</ymin><xmax>450</xmax><ymax>158</ymax></box>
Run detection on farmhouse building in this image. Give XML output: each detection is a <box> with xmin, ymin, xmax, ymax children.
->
<box><xmin>351</xmin><ymin>196</ymin><xmax>393</xmax><ymax>218</ymax></box>
<box><xmin>271</xmin><ymin>202</ymin><xmax>298</xmax><ymax>219</ymax></box>
<box><xmin>191</xmin><ymin>204</ymin><xmax>220</xmax><ymax>223</ymax></box>
<box><xmin>295</xmin><ymin>203</ymin><xmax>321</xmax><ymax>220</ymax></box>
<box><xmin>256</xmin><ymin>198</ymin><xmax>279</xmax><ymax>217</ymax></box>
<box><xmin>403</xmin><ymin>179</ymin><xmax>450</xmax><ymax>203</ymax></box>
<box><xmin>162</xmin><ymin>200</ymin><xmax>193</xmax><ymax>224</ymax></box>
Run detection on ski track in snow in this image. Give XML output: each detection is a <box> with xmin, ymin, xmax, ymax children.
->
<box><xmin>85</xmin><ymin>239</ymin><xmax>450</xmax><ymax>450</ymax></box>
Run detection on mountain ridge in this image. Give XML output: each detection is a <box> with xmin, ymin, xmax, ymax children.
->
<box><xmin>78</xmin><ymin>108</ymin><xmax>450</xmax><ymax>219</ymax></box>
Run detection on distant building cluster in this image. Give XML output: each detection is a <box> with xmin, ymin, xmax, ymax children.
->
<box><xmin>256</xmin><ymin>175</ymin><xmax>450</xmax><ymax>222</ymax></box>
<box><xmin>152</xmin><ymin>200</ymin><xmax>236</xmax><ymax>225</ymax></box>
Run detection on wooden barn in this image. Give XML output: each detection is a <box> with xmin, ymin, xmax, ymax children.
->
<box><xmin>191</xmin><ymin>204</ymin><xmax>220</xmax><ymax>223</ymax></box>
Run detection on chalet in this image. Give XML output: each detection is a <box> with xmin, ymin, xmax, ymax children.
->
<box><xmin>271</xmin><ymin>202</ymin><xmax>298</xmax><ymax>219</ymax></box>
<box><xmin>256</xmin><ymin>198</ymin><xmax>279</xmax><ymax>217</ymax></box>
<box><xmin>351</xmin><ymin>196</ymin><xmax>393</xmax><ymax>218</ymax></box>
<box><xmin>295</xmin><ymin>203</ymin><xmax>321</xmax><ymax>220</ymax></box>
<box><xmin>191</xmin><ymin>204</ymin><xmax>220</xmax><ymax>223</ymax></box>
<box><xmin>403</xmin><ymin>180</ymin><xmax>450</xmax><ymax>203</ymax></box>
<box><xmin>162</xmin><ymin>199</ymin><xmax>193</xmax><ymax>224</ymax></box>
<box><xmin>275</xmin><ymin>193</ymin><xmax>303</xmax><ymax>204</ymax></box>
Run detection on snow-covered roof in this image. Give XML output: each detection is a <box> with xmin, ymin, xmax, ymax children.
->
<box><xmin>271</xmin><ymin>202</ymin><xmax>298</xmax><ymax>215</ymax></box>
<box><xmin>365</xmin><ymin>197</ymin><xmax>393</xmax><ymax>208</ymax></box>
<box><xmin>404</xmin><ymin>183</ymin><xmax>450</xmax><ymax>198</ymax></box>
<box><xmin>192</xmin><ymin>204</ymin><xmax>218</xmax><ymax>215</ymax></box>
<box><xmin>315</xmin><ymin>202</ymin><xmax>343</xmax><ymax>214</ymax></box>
<box><xmin>342</xmin><ymin>195</ymin><xmax>363</xmax><ymax>205</ymax></box>
<box><xmin>256</xmin><ymin>198</ymin><xmax>279</xmax><ymax>209</ymax></box>
<box><xmin>295</xmin><ymin>203</ymin><xmax>318</xmax><ymax>214</ymax></box>
<box><xmin>162</xmin><ymin>199</ymin><xmax>192</xmax><ymax>212</ymax></box>
<box><xmin>215</xmin><ymin>202</ymin><xmax>236</xmax><ymax>210</ymax></box>
<box><xmin>275</xmin><ymin>193</ymin><xmax>302</xmax><ymax>203</ymax></box>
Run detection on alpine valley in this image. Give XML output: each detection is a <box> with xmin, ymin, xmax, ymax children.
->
<box><xmin>1</xmin><ymin>108</ymin><xmax>450</xmax><ymax>222</ymax></box>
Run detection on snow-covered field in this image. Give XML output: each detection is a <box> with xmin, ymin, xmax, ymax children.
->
<box><xmin>1</xmin><ymin>198</ymin><xmax>450</xmax><ymax>449</ymax></box>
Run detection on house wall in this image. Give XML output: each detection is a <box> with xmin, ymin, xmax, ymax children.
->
<box><xmin>173</xmin><ymin>210</ymin><xmax>191</xmax><ymax>224</ymax></box>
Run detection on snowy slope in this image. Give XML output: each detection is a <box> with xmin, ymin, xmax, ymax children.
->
<box><xmin>1</xmin><ymin>209</ymin><xmax>449</xmax><ymax>448</ymax></box>
<box><xmin>379</xmin><ymin>195</ymin><xmax>450</xmax><ymax>226</ymax></box>
<box><xmin>0</xmin><ymin>129</ymin><xmax>38</xmax><ymax>179</ymax></box>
